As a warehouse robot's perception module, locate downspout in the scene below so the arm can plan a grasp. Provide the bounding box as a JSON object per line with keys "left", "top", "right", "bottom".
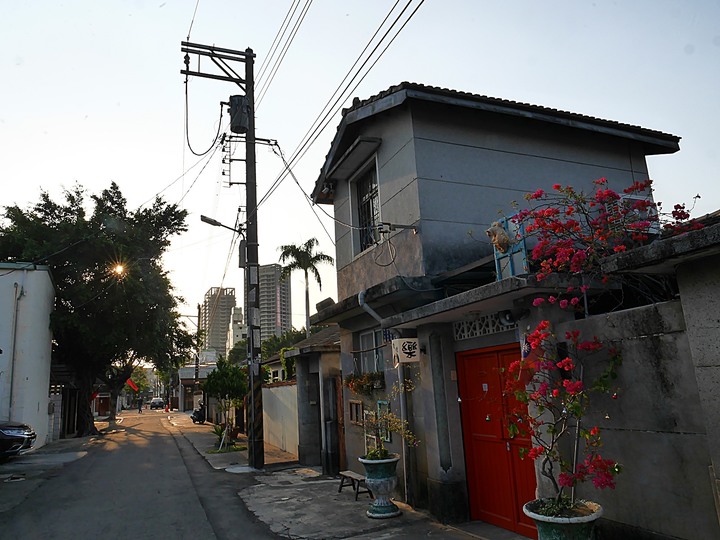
{"left": 357, "top": 290, "right": 383, "bottom": 324}
{"left": 9, "top": 273, "right": 27, "bottom": 422}
{"left": 358, "top": 290, "right": 409, "bottom": 503}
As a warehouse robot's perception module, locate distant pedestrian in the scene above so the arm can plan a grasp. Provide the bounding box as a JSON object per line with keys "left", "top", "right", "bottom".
{"left": 138, "top": 398, "right": 143, "bottom": 414}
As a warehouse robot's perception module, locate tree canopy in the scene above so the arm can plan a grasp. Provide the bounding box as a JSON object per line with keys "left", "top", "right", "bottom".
{"left": 203, "top": 357, "right": 248, "bottom": 401}
{"left": 278, "top": 238, "right": 333, "bottom": 337}
{"left": 0, "top": 182, "right": 193, "bottom": 434}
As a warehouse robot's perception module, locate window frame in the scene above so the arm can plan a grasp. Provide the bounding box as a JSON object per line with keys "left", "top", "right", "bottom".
{"left": 359, "top": 329, "right": 387, "bottom": 374}
{"left": 350, "top": 158, "right": 381, "bottom": 254}
{"left": 349, "top": 399, "right": 363, "bottom": 425}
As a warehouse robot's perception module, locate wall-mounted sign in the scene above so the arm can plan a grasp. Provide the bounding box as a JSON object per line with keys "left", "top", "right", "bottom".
{"left": 391, "top": 338, "right": 420, "bottom": 366}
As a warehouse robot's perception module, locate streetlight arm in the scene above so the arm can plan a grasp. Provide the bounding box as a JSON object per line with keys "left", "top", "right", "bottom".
{"left": 200, "top": 215, "right": 244, "bottom": 235}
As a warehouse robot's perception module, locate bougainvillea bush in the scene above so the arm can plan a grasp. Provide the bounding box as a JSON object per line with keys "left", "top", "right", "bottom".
{"left": 504, "top": 178, "right": 701, "bottom": 516}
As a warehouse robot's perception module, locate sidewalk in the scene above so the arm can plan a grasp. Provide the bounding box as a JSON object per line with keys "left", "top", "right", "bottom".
{"left": 169, "top": 412, "right": 526, "bottom": 540}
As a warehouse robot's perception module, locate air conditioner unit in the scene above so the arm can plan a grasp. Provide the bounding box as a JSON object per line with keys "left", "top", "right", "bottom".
{"left": 607, "top": 195, "right": 661, "bottom": 236}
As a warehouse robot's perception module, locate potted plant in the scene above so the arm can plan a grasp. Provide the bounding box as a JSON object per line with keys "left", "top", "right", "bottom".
{"left": 343, "top": 371, "right": 385, "bottom": 396}
{"left": 358, "top": 407, "right": 419, "bottom": 519}
{"left": 504, "top": 178, "right": 700, "bottom": 539}
{"left": 505, "top": 321, "right": 621, "bottom": 538}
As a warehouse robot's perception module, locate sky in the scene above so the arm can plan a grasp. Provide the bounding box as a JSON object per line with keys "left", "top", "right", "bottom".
{"left": 2, "top": 1, "right": 719, "bottom": 330}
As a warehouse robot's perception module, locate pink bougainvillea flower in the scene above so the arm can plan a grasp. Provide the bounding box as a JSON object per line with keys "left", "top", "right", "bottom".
{"left": 527, "top": 446, "right": 544, "bottom": 460}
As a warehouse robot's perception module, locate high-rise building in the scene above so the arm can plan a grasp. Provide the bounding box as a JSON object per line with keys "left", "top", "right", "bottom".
{"left": 245, "top": 264, "right": 292, "bottom": 344}
{"left": 226, "top": 306, "right": 247, "bottom": 359}
{"left": 200, "top": 287, "right": 236, "bottom": 356}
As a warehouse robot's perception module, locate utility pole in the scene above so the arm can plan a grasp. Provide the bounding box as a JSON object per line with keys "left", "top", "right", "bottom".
{"left": 181, "top": 42, "right": 264, "bottom": 469}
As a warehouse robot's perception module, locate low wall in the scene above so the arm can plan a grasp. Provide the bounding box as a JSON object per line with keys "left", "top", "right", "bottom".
{"left": 557, "top": 300, "right": 720, "bottom": 540}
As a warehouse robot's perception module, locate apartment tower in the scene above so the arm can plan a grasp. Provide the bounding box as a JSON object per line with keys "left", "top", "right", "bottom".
{"left": 200, "top": 287, "right": 236, "bottom": 356}
{"left": 245, "top": 264, "right": 292, "bottom": 344}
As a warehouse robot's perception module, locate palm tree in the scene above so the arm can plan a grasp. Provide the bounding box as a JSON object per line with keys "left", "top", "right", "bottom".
{"left": 278, "top": 238, "right": 334, "bottom": 337}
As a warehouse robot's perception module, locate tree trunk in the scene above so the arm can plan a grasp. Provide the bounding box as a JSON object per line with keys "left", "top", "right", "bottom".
{"left": 304, "top": 269, "right": 310, "bottom": 338}
{"left": 76, "top": 371, "right": 100, "bottom": 437}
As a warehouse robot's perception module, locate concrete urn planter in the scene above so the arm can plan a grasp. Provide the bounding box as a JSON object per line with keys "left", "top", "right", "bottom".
{"left": 523, "top": 499, "right": 603, "bottom": 540}
{"left": 358, "top": 454, "right": 401, "bottom": 519}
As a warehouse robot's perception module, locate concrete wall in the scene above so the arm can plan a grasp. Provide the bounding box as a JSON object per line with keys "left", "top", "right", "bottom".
{"left": 263, "top": 382, "right": 299, "bottom": 456}
{"left": 0, "top": 264, "right": 55, "bottom": 449}
{"left": 676, "top": 252, "right": 720, "bottom": 527}
{"left": 555, "top": 301, "right": 720, "bottom": 540}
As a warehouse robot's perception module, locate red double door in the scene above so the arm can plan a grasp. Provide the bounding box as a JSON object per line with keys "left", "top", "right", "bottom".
{"left": 457, "top": 345, "right": 537, "bottom": 539}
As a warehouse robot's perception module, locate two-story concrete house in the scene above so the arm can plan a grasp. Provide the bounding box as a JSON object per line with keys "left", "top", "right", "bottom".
{"left": 308, "top": 82, "right": 717, "bottom": 539}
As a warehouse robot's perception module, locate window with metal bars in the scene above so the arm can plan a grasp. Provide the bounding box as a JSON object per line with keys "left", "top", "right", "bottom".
{"left": 356, "top": 166, "right": 380, "bottom": 252}
{"left": 359, "top": 329, "right": 386, "bottom": 373}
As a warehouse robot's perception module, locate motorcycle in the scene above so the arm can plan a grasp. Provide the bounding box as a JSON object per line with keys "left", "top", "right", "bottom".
{"left": 191, "top": 402, "right": 206, "bottom": 424}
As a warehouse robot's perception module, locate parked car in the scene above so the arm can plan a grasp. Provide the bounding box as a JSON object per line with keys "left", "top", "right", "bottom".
{"left": 0, "top": 421, "right": 37, "bottom": 461}
{"left": 149, "top": 398, "right": 165, "bottom": 410}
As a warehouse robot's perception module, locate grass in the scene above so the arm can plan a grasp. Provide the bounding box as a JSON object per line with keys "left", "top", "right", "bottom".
{"left": 207, "top": 444, "right": 247, "bottom": 454}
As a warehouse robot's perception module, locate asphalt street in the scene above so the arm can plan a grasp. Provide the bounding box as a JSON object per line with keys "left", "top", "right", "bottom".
{"left": 0, "top": 410, "right": 527, "bottom": 540}
{"left": 0, "top": 411, "right": 277, "bottom": 539}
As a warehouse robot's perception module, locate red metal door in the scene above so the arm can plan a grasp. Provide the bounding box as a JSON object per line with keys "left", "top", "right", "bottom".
{"left": 457, "top": 345, "right": 537, "bottom": 539}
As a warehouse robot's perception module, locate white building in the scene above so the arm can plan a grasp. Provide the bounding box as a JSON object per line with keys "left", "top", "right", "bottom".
{"left": 0, "top": 262, "right": 55, "bottom": 448}
{"left": 225, "top": 306, "right": 247, "bottom": 358}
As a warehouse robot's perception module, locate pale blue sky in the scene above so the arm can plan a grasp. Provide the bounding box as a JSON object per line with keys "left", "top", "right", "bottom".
{"left": 2, "top": 1, "right": 718, "bottom": 327}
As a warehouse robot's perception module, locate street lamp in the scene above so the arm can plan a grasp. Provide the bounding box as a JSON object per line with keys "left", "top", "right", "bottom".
{"left": 200, "top": 215, "right": 263, "bottom": 468}
{"left": 200, "top": 215, "right": 240, "bottom": 232}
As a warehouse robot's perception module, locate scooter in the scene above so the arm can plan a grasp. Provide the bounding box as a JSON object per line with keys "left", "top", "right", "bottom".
{"left": 191, "top": 402, "right": 206, "bottom": 424}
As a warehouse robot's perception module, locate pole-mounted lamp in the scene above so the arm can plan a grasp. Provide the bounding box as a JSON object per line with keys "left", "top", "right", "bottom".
{"left": 199, "top": 214, "right": 259, "bottom": 464}
{"left": 200, "top": 215, "right": 247, "bottom": 267}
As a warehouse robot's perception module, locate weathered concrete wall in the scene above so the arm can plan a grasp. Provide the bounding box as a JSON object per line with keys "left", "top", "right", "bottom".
{"left": 413, "top": 323, "right": 471, "bottom": 522}
{"left": 676, "top": 251, "right": 720, "bottom": 528}
{"left": 262, "top": 382, "right": 298, "bottom": 456}
{"left": 557, "top": 301, "right": 720, "bottom": 540}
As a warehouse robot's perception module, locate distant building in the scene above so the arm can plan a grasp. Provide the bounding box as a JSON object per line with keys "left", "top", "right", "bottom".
{"left": 226, "top": 306, "right": 247, "bottom": 358}
{"left": 245, "top": 264, "right": 291, "bottom": 344}
{"left": 200, "top": 287, "right": 236, "bottom": 356}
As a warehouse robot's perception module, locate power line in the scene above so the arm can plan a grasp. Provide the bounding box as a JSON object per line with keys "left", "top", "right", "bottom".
{"left": 256, "top": 0, "right": 303, "bottom": 89}
{"left": 256, "top": 0, "right": 314, "bottom": 109}
{"left": 184, "top": 89, "right": 224, "bottom": 157}
{"left": 270, "top": 143, "right": 335, "bottom": 246}
{"left": 265, "top": 1, "right": 425, "bottom": 201}
{"left": 186, "top": 0, "right": 201, "bottom": 40}
{"left": 254, "top": 0, "right": 413, "bottom": 211}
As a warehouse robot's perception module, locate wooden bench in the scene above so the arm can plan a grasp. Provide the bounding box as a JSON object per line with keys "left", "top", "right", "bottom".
{"left": 338, "top": 470, "right": 373, "bottom": 500}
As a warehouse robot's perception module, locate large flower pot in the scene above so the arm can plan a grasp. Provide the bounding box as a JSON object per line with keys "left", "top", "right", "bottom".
{"left": 358, "top": 454, "right": 401, "bottom": 519}
{"left": 523, "top": 499, "right": 603, "bottom": 540}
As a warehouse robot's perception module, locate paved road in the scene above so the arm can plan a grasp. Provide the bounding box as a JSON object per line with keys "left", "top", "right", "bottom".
{"left": 0, "top": 411, "right": 279, "bottom": 539}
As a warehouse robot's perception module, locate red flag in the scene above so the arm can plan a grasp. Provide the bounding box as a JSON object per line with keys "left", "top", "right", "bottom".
{"left": 126, "top": 378, "right": 139, "bottom": 391}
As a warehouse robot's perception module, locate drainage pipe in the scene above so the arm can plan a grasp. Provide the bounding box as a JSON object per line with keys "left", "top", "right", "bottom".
{"left": 9, "top": 273, "right": 27, "bottom": 422}
{"left": 358, "top": 289, "right": 409, "bottom": 503}
{"left": 357, "top": 290, "right": 382, "bottom": 324}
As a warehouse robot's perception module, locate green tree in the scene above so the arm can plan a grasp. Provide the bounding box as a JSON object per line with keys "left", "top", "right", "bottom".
{"left": 0, "top": 182, "right": 193, "bottom": 435}
{"left": 124, "top": 365, "right": 150, "bottom": 395}
{"left": 278, "top": 238, "right": 334, "bottom": 337}
{"left": 203, "top": 357, "right": 248, "bottom": 425}
{"left": 260, "top": 328, "right": 307, "bottom": 361}
{"left": 227, "top": 339, "right": 247, "bottom": 364}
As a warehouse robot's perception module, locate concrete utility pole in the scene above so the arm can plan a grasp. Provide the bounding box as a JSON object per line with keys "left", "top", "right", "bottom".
{"left": 181, "top": 42, "right": 264, "bottom": 469}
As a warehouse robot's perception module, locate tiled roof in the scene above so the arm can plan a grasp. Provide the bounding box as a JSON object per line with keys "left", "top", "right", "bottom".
{"left": 340, "top": 81, "right": 679, "bottom": 142}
